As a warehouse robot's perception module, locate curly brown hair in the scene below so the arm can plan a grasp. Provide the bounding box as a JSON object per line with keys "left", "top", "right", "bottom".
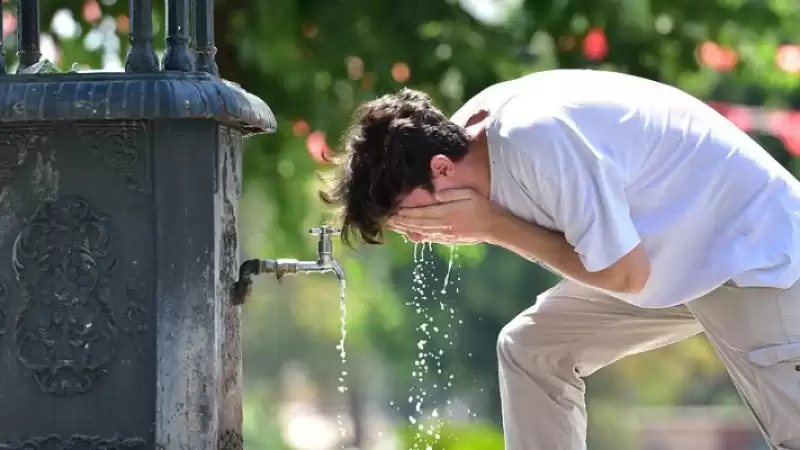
{"left": 320, "top": 88, "right": 469, "bottom": 246}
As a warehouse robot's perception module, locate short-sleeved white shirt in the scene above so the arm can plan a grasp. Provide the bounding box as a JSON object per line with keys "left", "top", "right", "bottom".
{"left": 451, "top": 70, "right": 800, "bottom": 308}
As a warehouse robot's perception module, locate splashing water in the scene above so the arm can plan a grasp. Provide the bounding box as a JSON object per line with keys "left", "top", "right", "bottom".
{"left": 334, "top": 278, "right": 348, "bottom": 443}
{"left": 394, "top": 242, "right": 469, "bottom": 450}
{"left": 441, "top": 245, "right": 455, "bottom": 295}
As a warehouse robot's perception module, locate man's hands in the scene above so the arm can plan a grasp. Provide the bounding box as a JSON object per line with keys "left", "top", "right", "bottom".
{"left": 388, "top": 188, "right": 651, "bottom": 294}
{"left": 387, "top": 189, "right": 503, "bottom": 245}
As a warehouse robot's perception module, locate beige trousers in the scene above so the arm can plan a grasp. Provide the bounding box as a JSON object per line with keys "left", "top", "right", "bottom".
{"left": 498, "top": 280, "right": 800, "bottom": 450}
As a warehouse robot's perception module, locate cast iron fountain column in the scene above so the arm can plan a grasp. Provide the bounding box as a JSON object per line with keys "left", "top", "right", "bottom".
{"left": 0, "top": 0, "right": 276, "bottom": 448}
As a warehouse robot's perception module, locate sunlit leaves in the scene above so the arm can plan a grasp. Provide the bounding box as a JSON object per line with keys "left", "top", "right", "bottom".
{"left": 21, "top": 1, "right": 800, "bottom": 443}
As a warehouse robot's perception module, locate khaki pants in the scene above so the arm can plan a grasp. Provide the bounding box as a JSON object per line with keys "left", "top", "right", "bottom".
{"left": 498, "top": 280, "right": 800, "bottom": 450}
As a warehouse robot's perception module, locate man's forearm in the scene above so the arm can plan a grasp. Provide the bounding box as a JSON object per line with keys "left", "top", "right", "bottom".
{"left": 486, "top": 211, "right": 632, "bottom": 292}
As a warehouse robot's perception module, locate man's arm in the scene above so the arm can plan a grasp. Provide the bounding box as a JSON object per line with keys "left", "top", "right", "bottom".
{"left": 495, "top": 106, "right": 651, "bottom": 293}
{"left": 390, "top": 184, "right": 649, "bottom": 293}
{"left": 487, "top": 209, "right": 650, "bottom": 293}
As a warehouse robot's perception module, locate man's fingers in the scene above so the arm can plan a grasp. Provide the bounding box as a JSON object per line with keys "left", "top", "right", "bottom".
{"left": 395, "top": 206, "right": 443, "bottom": 218}
{"left": 392, "top": 220, "right": 451, "bottom": 231}
{"left": 396, "top": 200, "right": 468, "bottom": 218}
{"left": 394, "top": 189, "right": 477, "bottom": 218}
{"left": 406, "top": 232, "right": 425, "bottom": 244}
{"left": 388, "top": 216, "right": 445, "bottom": 227}
{"left": 434, "top": 188, "right": 477, "bottom": 203}
{"left": 390, "top": 224, "right": 458, "bottom": 245}
{"left": 388, "top": 227, "right": 426, "bottom": 243}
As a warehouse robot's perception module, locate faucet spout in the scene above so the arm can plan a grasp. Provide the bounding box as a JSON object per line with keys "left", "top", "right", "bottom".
{"left": 296, "top": 259, "right": 344, "bottom": 277}
{"left": 231, "top": 225, "right": 344, "bottom": 305}
{"left": 331, "top": 260, "right": 345, "bottom": 284}
{"left": 295, "top": 259, "right": 346, "bottom": 283}
{"left": 296, "top": 260, "right": 325, "bottom": 273}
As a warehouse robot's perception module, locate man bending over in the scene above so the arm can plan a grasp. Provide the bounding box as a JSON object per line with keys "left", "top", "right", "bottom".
{"left": 321, "top": 69, "right": 800, "bottom": 450}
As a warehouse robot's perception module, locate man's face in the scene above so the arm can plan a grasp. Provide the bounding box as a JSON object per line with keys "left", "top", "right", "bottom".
{"left": 392, "top": 189, "right": 445, "bottom": 244}
{"left": 397, "top": 153, "right": 465, "bottom": 208}
{"left": 397, "top": 188, "right": 435, "bottom": 211}
{"left": 391, "top": 155, "right": 465, "bottom": 243}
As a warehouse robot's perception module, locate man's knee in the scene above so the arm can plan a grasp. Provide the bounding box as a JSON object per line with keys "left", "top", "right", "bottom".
{"left": 496, "top": 311, "right": 569, "bottom": 374}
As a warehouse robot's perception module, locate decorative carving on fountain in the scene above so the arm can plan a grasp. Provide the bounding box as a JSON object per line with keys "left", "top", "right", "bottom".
{"left": 11, "top": 196, "right": 146, "bottom": 397}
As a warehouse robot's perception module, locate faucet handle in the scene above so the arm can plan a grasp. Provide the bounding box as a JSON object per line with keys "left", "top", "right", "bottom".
{"left": 310, "top": 225, "right": 340, "bottom": 262}
{"left": 309, "top": 225, "right": 341, "bottom": 237}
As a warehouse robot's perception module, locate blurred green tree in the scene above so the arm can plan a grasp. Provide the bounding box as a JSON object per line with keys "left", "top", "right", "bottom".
{"left": 15, "top": 0, "right": 800, "bottom": 447}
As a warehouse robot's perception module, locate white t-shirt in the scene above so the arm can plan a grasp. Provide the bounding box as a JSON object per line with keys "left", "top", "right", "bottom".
{"left": 451, "top": 69, "right": 800, "bottom": 308}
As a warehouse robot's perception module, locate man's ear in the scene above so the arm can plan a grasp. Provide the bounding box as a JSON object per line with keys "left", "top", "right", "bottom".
{"left": 430, "top": 155, "right": 455, "bottom": 179}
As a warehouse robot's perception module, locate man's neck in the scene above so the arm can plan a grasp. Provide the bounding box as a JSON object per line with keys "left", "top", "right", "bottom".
{"left": 463, "top": 124, "right": 492, "bottom": 199}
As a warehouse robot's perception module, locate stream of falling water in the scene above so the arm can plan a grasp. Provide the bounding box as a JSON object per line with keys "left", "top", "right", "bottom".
{"left": 335, "top": 278, "right": 348, "bottom": 444}
{"left": 333, "top": 240, "right": 471, "bottom": 448}
{"left": 387, "top": 242, "right": 473, "bottom": 450}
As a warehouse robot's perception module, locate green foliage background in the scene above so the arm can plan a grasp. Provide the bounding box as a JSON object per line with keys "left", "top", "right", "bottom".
{"left": 9, "top": 0, "right": 800, "bottom": 448}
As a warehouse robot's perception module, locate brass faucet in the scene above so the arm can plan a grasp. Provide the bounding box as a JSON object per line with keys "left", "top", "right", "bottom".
{"left": 231, "top": 225, "right": 344, "bottom": 305}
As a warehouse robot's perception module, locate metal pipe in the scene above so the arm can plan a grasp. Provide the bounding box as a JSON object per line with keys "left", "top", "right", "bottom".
{"left": 162, "top": 0, "right": 194, "bottom": 72}
{"left": 16, "top": 0, "right": 40, "bottom": 72}
{"left": 195, "top": 0, "right": 218, "bottom": 75}
{"left": 124, "top": 0, "right": 159, "bottom": 73}
{"left": 231, "top": 226, "right": 344, "bottom": 305}
{"left": 231, "top": 257, "right": 345, "bottom": 305}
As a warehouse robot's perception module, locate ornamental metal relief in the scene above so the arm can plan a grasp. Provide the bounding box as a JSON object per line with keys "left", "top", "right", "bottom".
{"left": 11, "top": 196, "right": 146, "bottom": 397}
{"left": 76, "top": 124, "right": 152, "bottom": 193}
{"left": 0, "top": 127, "right": 52, "bottom": 190}
{"left": 0, "top": 433, "right": 145, "bottom": 450}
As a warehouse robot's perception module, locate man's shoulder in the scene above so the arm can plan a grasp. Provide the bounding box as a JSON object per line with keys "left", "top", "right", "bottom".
{"left": 450, "top": 80, "right": 519, "bottom": 126}
{"left": 489, "top": 99, "right": 565, "bottom": 147}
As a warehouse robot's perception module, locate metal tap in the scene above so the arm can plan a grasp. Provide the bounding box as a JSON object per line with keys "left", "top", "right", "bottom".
{"left": 231, "top": 225, "right": 344, "bottom": 305}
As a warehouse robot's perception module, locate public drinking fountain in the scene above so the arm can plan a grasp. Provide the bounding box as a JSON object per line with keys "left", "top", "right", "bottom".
{"left": 232, "top": 225, "right": 345, "bottom": 305}
{"left": 0, "top": 0, "right": 283, "bottom": 448}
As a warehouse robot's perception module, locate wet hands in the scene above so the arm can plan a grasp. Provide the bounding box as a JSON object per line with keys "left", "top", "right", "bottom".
{"left": 388, "top": 189, "right": 500, "bottom": 245}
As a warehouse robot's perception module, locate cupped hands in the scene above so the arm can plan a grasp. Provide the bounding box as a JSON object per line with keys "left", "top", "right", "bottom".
{"left": 387, "top": 189, "right": 504, "bottom": 245}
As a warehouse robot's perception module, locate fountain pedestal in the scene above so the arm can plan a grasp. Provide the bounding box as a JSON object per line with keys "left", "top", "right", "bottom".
{"left": 0, "top": 1, "right": 275, "bottom": 449}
